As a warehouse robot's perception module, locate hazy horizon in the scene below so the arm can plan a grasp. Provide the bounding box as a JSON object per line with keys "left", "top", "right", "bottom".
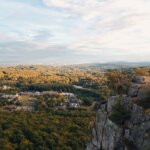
{"left": 0, "top": 0, "right": 150, "bottom": 64}
{"left": 1, "top": 61, "right": 150, "bottom": 67}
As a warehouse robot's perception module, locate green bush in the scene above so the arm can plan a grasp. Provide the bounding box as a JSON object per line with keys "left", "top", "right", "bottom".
{"left": 0, "top": 110, "right": 94, "bottom": 150}
{"left": 123, "top": 139, "right": 138, "bottom": 150}
{"left": 137, "top": 86, "right": 150, "bottom": 110}
{"left": 109, "top": 101, "right": 131, "bottom": 126}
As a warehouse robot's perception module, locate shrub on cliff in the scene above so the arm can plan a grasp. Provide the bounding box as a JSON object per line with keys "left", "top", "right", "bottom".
{"left": 109, "top": 101, "right": 131, "bottom": 126}
{"left": 137, "top": 86, "right": 150, "bottom": 111}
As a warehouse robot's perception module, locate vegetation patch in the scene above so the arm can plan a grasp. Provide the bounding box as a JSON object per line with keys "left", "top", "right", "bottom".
{"left": 109, "top": 101, "right": 131, "bottom": 126}
{"left": 123, "top": 138, "right": 138, "bottom": 150}
{"left": 136, "top": 86, "right": 150, "bottom": 112}
{"left": 0, "top": 110, "right": 95, "bottom": 150}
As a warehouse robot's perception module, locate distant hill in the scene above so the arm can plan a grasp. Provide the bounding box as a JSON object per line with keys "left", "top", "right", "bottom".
{"left": 73, "top": 62, "right": 150, "bottom": 71}
{"left": 1, "top": 61, "right": 150, "bottom": 72}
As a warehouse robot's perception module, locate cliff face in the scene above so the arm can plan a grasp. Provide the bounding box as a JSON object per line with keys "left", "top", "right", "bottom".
{"left": 87, "top": 76, "right": 150, "bottom": 150}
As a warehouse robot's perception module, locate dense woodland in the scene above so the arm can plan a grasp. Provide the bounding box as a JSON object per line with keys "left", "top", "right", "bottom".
{"left": 0, "top": 65, "right": 150, "bottom": 150}
{"left": 0, "top": 110, "right": 95, "bottom": 150}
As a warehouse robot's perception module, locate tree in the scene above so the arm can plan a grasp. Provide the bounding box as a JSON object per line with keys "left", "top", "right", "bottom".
{"left": 109, "top": 101, "right": 131, "bottom": 125}
{"left": 135, "top": 68, "right": 148, "bottom": 76}
{"left": 19, "top": 139, "right": 33, "bottom": 150}
{"left": 106, "top": 71, "right": 131, "bottom": 95}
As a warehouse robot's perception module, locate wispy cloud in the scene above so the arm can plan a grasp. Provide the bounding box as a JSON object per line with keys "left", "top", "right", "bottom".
{"left": 0, "top": 0, "right": 150, "bottom": 64}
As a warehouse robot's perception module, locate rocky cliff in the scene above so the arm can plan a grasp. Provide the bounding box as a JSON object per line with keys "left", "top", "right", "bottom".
{"left": 87, "top": 76, "right": 150, "bottom": 150}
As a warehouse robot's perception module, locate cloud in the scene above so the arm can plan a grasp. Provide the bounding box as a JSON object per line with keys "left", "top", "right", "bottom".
{"left": 42, "top": 0, "right": 150, "bottom": 55}
{"left": 42, "top": 0, "right": 107, "bottom": 20}
{"left": 32, "top": 30, "right": 52, "bottom": 41}
{"left": 0, "top": 0, "right": 150, "bottom": 64}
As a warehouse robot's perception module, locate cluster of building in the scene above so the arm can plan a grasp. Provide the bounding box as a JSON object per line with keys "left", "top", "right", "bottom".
{"left": 0, "top": 90, "right": 81, "bottom": 112}
{"left": 0, "top": 85, "right": 12, "bottom": 90}
{"left": 57, "top": 95, "right": 81, "bottom": 109}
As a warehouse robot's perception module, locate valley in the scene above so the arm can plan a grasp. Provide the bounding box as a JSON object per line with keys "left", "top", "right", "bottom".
{"left": 0, "top": 64, "right": 150, "bottom": 150}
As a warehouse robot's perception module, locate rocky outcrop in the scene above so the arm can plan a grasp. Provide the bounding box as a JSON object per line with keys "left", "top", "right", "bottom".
{"left": 132, "top": 76, "right": 146, "bottom": 84}
{"left": 87, "top": 77, "right": 150, "bottom": 150}
{"left": 128, "top": 84, "right": 141, "bottom": 97}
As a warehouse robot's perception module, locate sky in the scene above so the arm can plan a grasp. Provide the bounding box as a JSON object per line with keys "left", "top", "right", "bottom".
{"left": 0, "top": 0, "right": 150, "bottom": 65}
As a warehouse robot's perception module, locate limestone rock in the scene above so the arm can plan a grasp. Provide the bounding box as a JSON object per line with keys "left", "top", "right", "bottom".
{"left": 128, "top": 84, "right": 141, "bottom": 97}
{"left": 107, "top": 96, "right": 119, "bottom": 114}
{"left": 133, "top": 76, "right": 146, "bottom": 84}
{"left": 87, "top": 87, "right": 150, "bottom": 150}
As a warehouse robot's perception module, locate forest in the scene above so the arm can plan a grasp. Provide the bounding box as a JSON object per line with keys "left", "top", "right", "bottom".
{"left": 0, "top": 65, "right": 150, "bottom": 150}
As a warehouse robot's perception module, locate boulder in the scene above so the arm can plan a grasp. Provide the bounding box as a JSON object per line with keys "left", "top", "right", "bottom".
{"left": 107, "top": 96, "right": 119, "bottom": 114}
{"left": 128, "top": 84, "right": 141, "bottom": 97}
{"left": 133, "top": 76, "right": 146, "bottom": 84}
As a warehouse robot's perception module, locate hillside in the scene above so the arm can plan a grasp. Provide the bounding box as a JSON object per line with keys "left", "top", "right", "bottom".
{"left": 87, "top": 76, "right": 150, "bottom": 150}
{"left": 0, "top": 65, "right": 150, "bottom": 150}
